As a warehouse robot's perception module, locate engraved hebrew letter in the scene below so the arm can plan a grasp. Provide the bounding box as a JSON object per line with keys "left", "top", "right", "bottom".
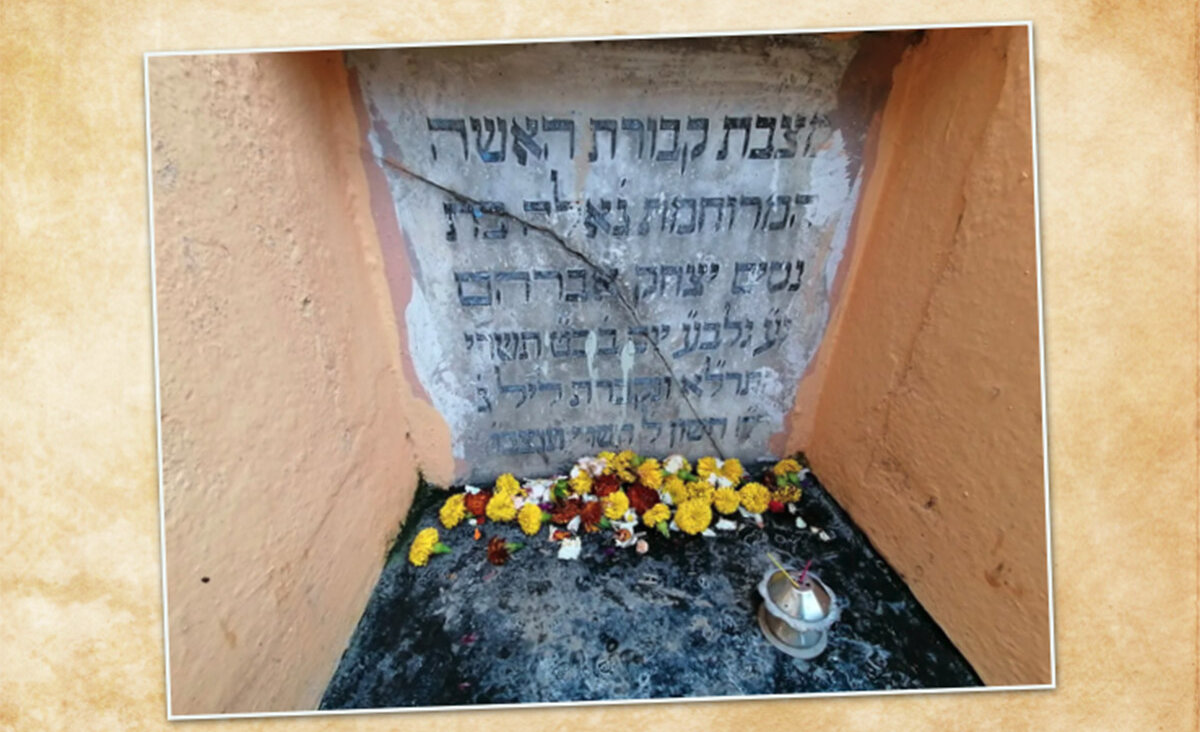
{"left": 428, "top": 117, "right": 468, "bottom": 161}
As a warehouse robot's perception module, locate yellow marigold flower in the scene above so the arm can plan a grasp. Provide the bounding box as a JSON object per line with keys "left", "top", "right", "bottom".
{"left": 686, "top": 480, "right": 714, "bottom": 504}
{"left": 636, "top": 458, "right": 663, "bottom": 490}
{"left": 719, "top": 458, "right": 744, "bottom": 484}
{"left": 439, "top": 493, "right": 467, "bottom": 529}
{"left": 610, "top": 449, "right": 637, "bottom": 482}
{"left": 773, "top": 458, "right": 802, "bottom": 477}
{"left": 408, "top": 527, "right": 439, "bottom": 566}
{"left": 569, "top": 471, "right": 593, "bottom": 495}
{"left": 597, "top": 451, "right": 617, "bottom": 475}
{"left": 772, "top": 484, "right": 803, "bottom": 504}
{"left": 517, "top": 502, "right": 543, "bottom": 536}
{"left": 713, "top": 487, "right": 740, "bottom": 515}
{"left": 675, "top": 498, "right": 713, "bottom": 535}
{"left": 739, "top": 481, "right": 771, "bottom": 514}
{"left": 495, "top": 473, "right": 523, "bottom": 497}
{"left": 642, "top": 502, "right": 671, "bottom": 528}
{"left": 603, "top": 489, "right": 630, "bottom": 520}
{"left": 660, "top": 475, "right": 687, "bottom": 504}
{"left": 696, "top": 456, "right": 720, "bottom": 480}
{"left": 486, "top": 492, "right": 517, "bottom": 522}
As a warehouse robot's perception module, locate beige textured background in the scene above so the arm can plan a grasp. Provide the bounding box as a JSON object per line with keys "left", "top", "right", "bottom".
{"left": 1, "top": 3, "right": 1196, "bottom": 732}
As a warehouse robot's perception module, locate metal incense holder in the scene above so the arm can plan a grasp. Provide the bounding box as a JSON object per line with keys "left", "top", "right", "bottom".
{"left": 756, "top": 567, "right": 841, "bottom": 659}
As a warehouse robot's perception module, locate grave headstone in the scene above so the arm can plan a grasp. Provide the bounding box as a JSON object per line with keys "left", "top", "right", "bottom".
{"left": 348, "top": 35, "right": 866, "bottom": 481}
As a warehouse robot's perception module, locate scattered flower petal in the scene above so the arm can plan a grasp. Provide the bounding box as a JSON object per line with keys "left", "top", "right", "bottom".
{"left": 557, "top": 536, "right": 582, "bottom": 560}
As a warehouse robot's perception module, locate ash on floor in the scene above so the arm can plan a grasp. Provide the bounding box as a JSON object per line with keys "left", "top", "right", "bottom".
{"left": 320, "top": 464, "right": 980, "bottom": 708}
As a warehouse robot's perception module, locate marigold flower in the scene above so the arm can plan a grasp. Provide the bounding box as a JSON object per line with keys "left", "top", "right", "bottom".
{"left": 696, "top": 456, "right": 721, "bottom": 480}
{"left": 713, "top": 487, "right": 740, "bottom": 515}
{"left": 486, "top": 492, "right": 517, "bottom": 522}
{"left": 636, "top": 458, "right": 663, "bottom": 489}
{"left": 628, "top": 482, "right": 661, "bottom": 514}
{"left": 408, "top": 527, "right": 449, "bottom": 567}
{"left": 660, "top": 475, "right": 687, "bottom": 505}
{"left": 739, "top": 481, "right": 771, "bottom": 514}
{"left": 495, "top": 473, "right": 522, "bottom": 497}
{"left": 719, "top": 458, "right": 744, "bottom": 484}
{"left": 685, "top": 480, "right": 714, "bottom": 504}
{"left": 593, "top": 474, "right": 622, "bottom": 497}
{"left": 642, "top": 502, "right": 671, "bottom": 528}
{"left": 675, "top": 498, "right": 713, "bottom": 535}
{"left": 569, "top": 471, "right": 593, "bottom": 495}
{"left": 773, "top": 458, "right": 802, "bottom": 477}
{"left": 439, "top": 493, "right": 467, "bottom": 529}
{"left": 772, "top": 484, "right": 803, "bottom": 504}
{"left": 464, "top": 491, "right": 491, "bottom": 518}
{"left": 604, "top": 489, "right": 630, "bottom": 520}
{"left": 607, "top": 449, "right": 637, "bottom": 482}
{"left": 549, "top": 498, "right": 582, "bottom": 525}
{"left": 487, "top": 536, "right": 524, "bottom": 565}
{"left": 578, "top": 500, "right": 604, "bottom": 533}
{"left": 517, "top": 502, "right": 543, "bottom": 536}
{"left": 597, "top": 451, "right": 617, "bottom": 475}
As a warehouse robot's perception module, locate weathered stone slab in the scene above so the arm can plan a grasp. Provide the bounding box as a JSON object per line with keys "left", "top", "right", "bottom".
{"left": 348, "top": 36, "right": 866, "bottom": 481}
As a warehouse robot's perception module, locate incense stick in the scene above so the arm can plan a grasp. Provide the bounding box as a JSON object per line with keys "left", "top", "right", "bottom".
{"left": 766, "top": 552, "right": 801, "bottom": 589}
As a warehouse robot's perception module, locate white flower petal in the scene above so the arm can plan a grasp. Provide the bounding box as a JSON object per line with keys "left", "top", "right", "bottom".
{"left": 557, "top": 537, "right": 582, "bottom": 560}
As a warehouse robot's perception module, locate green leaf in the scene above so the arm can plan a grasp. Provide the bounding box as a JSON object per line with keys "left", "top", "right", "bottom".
{"left": 506, "top": 541, "right": 525, "bottom": 553}
{"left": 599, "top": 516, "right": 612, "bottom": 529}
{"left": 630, "top": 454, "right": 645, "bottom": 468}
{"left": 657, "top": 521, "right": 670, "bottom": 538}
{"left": 678, "top": 470, "right": 698, "bottom": 482}
{"left": 432, "top": 542, "right": 452, "bottom": 555}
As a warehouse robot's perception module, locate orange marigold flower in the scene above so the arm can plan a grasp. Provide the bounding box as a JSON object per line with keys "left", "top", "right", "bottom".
{"left": 628, "top": 482, "right": 661, "bottom": 515}
{"left": 579, "top": 500, "right": 604, "bottom": 533}
{"left": 464, "top": 491, "right": 490, "bottom": 518}
{"left": 593, "top": 474, "right": 622, "bottom": 497}
{"left": 549, "top": 498, "right": 583, "bottom": 525}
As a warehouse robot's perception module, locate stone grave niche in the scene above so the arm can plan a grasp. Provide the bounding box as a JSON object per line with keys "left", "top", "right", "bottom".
{"left": 348, "top": 35, "right": 866, "bottom": 482}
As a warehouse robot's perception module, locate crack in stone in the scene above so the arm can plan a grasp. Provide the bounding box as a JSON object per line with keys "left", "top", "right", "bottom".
{"left": 375, "top": 154, "right": 725, "bottom": 458}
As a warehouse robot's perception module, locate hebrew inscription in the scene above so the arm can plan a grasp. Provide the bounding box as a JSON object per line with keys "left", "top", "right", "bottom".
{"left": 348, "top": 36, "right": 865, "bottom": 480}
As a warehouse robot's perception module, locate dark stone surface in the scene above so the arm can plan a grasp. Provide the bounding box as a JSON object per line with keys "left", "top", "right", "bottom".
{"left": 320, "top": 465, "right": 981, "bottom": 709}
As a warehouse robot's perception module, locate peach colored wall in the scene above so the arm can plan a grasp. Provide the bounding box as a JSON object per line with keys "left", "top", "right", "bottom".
{"left": 151, "top": 29, "right": 1046, "bottom": 715}
{"left": 150, "top": 51, "right": 451, "bottom": 715}
{"left": 795, "top": 27, "right": 1050, "bottom": 685}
